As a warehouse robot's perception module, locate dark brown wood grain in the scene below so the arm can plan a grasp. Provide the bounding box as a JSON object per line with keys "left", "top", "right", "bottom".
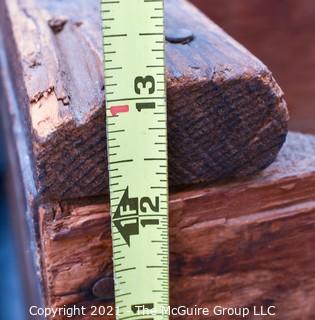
{"left": 1, "top": 0, "right": 288, "bottom": 201}
{"left": 38, "top": 132, "right": 315, "bottom": 320}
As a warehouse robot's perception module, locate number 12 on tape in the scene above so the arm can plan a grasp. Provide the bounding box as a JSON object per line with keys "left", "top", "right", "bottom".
{"left": 101, "top": 0, "right": 169, "bottom": 319}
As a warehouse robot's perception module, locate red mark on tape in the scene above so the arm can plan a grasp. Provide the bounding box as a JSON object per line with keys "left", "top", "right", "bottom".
{"left": 110, "top": 105, "right": 129, "bottom": 117}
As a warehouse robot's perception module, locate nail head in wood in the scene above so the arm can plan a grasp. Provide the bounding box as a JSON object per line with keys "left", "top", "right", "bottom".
{"left": 165, "top": 28, "right": 194, "bottom": 44}
{"left": 92, "top": 277, "right": 114, "bottom": 300}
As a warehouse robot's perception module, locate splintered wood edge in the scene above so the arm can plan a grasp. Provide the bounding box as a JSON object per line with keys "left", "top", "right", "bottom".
{"left": 4, "top": 0, "right": 272, "bottom": 140}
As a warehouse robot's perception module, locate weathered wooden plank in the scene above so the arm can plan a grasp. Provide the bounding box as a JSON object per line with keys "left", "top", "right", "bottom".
{"left": 1, "top": 0, "right": 288, "bottom": 201}
{"left": 39, "top": 132, "right": 315, "bottom": 319}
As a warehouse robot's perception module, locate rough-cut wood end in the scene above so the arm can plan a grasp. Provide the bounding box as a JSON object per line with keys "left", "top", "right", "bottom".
{"left": 1, "top": 0, "right": 288, "bottom": 201}
{"left": 39, "top": 132, "right": 315, "bottom": 319}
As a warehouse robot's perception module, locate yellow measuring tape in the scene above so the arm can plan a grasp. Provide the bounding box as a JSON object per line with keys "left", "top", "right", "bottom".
{"left": 101, "top": 0, "right": 169, "bottom": 319}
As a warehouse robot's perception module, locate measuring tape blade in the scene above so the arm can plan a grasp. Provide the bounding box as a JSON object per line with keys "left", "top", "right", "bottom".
{"left": 101, "top": 0, "right": 169, "bottom": 319}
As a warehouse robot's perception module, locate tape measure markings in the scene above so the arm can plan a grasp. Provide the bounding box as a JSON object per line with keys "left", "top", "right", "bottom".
{"left": 101, "top": 0, "right": 169, "bottom": 319}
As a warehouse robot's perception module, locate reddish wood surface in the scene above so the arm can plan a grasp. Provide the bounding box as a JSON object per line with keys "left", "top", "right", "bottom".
{"left": 39, "top": 132, "right": 315, "bottom": 319}
{"left": 192, "top": 0, "right": 315, "bottom": 134}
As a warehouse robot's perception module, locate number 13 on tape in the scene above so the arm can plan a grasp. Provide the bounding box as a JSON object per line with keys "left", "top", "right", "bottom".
{"left": 100, "top": 0, "right": 169, "bottom": 319}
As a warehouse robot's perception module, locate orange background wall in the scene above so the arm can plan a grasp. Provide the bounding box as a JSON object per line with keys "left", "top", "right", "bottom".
{"left": 191, "top": 0, "right": 315, "bottom": 134}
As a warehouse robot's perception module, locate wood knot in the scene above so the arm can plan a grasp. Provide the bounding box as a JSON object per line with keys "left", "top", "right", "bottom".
{"left": 48, "top": 17, "right": 68, "bottom": 34}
